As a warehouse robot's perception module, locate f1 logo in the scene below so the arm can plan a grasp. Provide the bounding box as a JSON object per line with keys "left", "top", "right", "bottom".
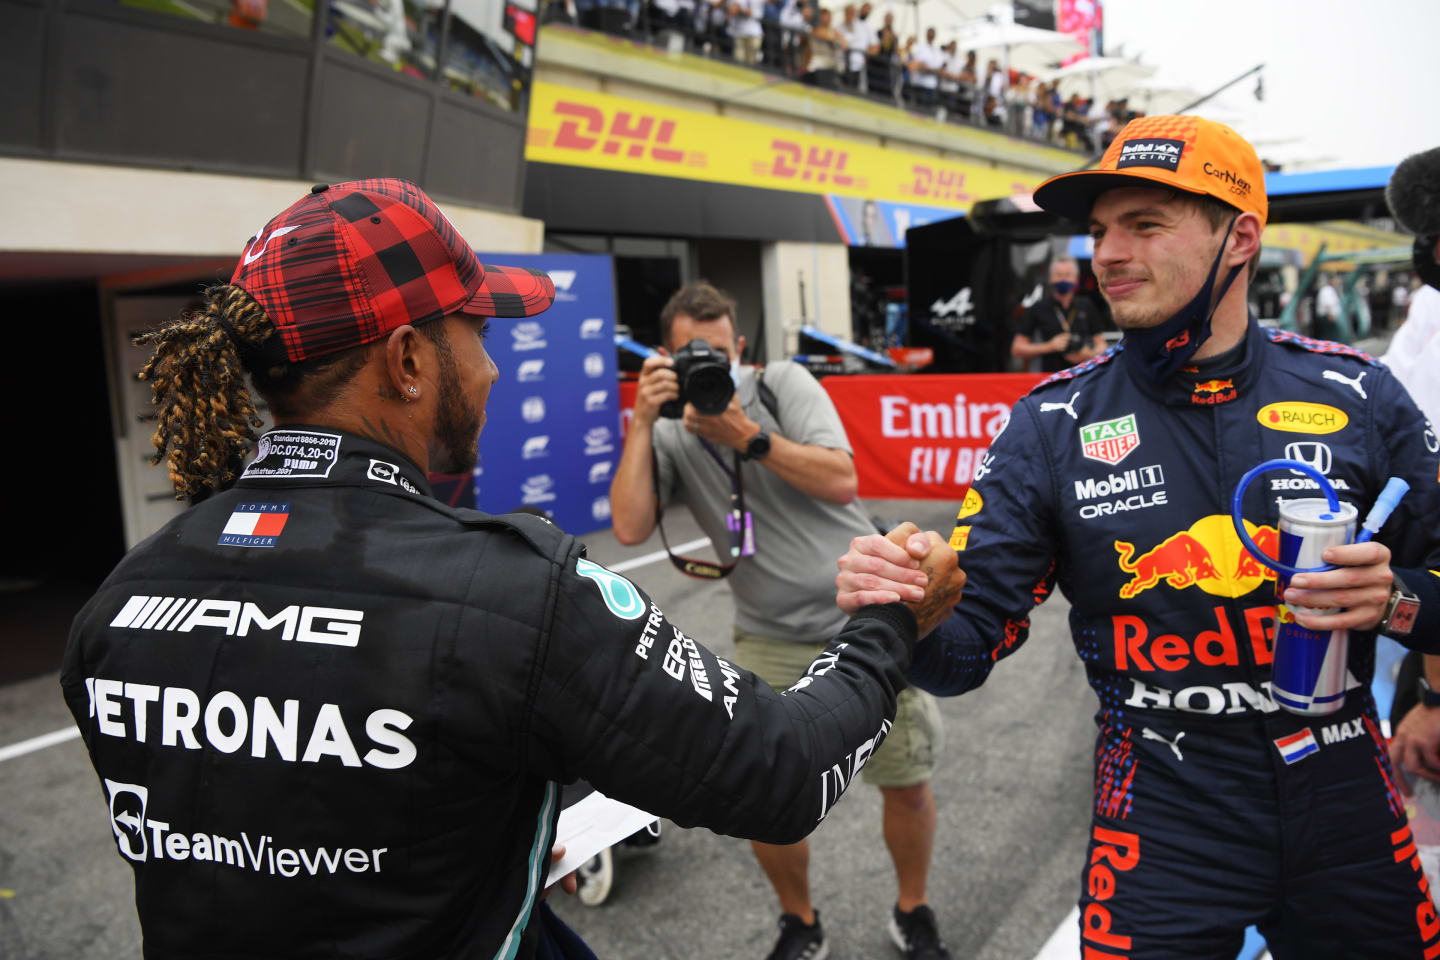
{"left": 106, "top": 779, "right": 148, "bottom": 862}
{"left": 1285, "top": 441, "right": 1331, "bottom": 476}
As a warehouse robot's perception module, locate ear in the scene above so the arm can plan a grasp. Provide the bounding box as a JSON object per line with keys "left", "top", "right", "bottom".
{"left": 1227, "top": 212, "right": 1264, "bottom": 269}
{"left": 736, "top": 334, "right": 748, "bottom": 360}
{"left": 384, "top": 325, "right": 424, "bottom": 401}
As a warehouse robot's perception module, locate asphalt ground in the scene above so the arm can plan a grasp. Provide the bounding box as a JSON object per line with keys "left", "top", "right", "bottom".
{"left": 0, "top": 497, "right": 1097, "bottom": 960}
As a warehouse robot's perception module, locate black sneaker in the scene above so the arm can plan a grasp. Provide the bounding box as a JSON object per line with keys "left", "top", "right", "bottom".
{"left": 764, "top": 912, "right": 828, "bottom": 960}
{"left": 888, "top": 904, "right": 951, "bottom": 960}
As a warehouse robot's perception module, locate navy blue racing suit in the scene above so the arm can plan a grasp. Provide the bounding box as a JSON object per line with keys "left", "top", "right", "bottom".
{"left": 913, "top": 320, "right": 1440, "bottom": 959}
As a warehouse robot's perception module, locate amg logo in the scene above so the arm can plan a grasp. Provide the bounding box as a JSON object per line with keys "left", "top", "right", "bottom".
{"left": 109, "top": 597, "right": 363, "bottom": 647}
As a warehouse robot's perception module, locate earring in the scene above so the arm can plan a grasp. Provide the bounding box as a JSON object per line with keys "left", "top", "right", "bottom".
{"left": 407, "top": 386, "right": 418, "bottom": 397}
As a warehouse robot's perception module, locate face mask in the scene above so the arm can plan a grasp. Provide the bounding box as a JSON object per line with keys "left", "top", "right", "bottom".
{"left": 1415, "top": 235, "right": 1440, "bottom": 291}
{"left": 1123, "top": 216, "right": 1246, "bottom": 383}
{"left": 1052, "top": 280, "right": 1076, "bottom": 295}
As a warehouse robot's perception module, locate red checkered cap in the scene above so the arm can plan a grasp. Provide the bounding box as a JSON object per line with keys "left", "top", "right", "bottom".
{"left": 230, "top": 178, "right": 555, "bottom": 363}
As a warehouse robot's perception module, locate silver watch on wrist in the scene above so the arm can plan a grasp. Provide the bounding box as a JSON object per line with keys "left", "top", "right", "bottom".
{"left": 1377, "top": 572, "right": 1420, "bottom": 637}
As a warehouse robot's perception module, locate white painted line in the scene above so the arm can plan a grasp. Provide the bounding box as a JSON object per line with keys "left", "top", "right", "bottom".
{"left": 1031, "top": 906, "right": 1079, "bottom": 960}
{"left": 0, "top": 725, "right": 80, "bottom": 763}
{"left": 0, "top": 540, "right": 704, "bottom": 764}
{"left": 607, "top": 538, "right": 711, "bottom": 573}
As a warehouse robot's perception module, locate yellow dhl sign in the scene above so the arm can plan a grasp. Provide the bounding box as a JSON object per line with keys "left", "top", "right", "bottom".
{"left": 525, "top": 81, "right": 1043, "bottom": 211}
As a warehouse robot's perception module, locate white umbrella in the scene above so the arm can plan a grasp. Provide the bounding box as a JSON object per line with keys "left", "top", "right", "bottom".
{"left": 1115, "top": 81, "right": 1207, "bottom": 116}
{"left": 1043, "top": 56, "right": 1156, "bottom": 102}
{"left": 951, "top": 14, "right": 1086, "bottom": 77}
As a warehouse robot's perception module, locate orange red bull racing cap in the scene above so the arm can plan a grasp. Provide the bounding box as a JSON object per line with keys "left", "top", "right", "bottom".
{"left": 1033, "top": 115, "right": 1268, "bottom": 227}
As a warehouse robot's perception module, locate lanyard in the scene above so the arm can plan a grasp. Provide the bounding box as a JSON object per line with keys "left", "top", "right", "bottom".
{"left": 652, "top": 440, "right": 756, "bottom": 581}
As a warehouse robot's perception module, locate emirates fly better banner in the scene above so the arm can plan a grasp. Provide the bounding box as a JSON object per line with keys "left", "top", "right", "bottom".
{"left": 822, "top": 374, "right": 1043, "bottom": 500}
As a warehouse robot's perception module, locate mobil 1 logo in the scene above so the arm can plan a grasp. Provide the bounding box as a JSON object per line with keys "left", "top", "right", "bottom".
{"left": 1076, "top": 464, "right": 1167, "bottom": 519}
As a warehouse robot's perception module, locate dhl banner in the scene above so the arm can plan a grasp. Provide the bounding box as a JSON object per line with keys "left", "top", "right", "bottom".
{"left": 822, "top": 373, "right": 1043, "bottom": 500}
{"left": 526, "top": 81, "right": 1044, "bottom": 215}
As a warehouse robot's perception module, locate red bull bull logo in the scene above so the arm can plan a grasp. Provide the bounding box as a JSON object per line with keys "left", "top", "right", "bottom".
{"left": 1115, "top": 515, "right": 1279, "bottom": 599}
{"left": 1190, "top": 377, "right": 1237, "bottom": 406}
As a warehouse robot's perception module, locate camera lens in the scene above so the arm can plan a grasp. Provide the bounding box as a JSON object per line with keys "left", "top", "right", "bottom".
{"left": 686, "top": 364, "right": 734, "bottom": 415}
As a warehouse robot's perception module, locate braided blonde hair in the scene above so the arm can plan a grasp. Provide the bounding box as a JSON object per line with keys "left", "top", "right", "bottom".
{"left": 134, "top": 285, "right": 271, "bottom": 500}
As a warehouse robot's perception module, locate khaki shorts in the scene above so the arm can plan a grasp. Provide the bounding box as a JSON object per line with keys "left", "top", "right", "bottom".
{"left": 732, "top": 626, "right": 942, "bottom": 789}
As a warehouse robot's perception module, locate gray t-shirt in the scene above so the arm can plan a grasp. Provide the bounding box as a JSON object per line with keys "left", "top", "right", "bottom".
{"left": 653, "top": 361, "right": 878, "bottom": 642}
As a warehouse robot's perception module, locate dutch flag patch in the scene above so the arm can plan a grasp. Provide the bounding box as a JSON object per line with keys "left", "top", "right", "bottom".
{"left": 1273, "top": 728, "right": 1320, "bottom": 765}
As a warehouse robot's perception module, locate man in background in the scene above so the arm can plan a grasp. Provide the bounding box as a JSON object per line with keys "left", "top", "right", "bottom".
{"left": 610, "top": 282, "right": 952, "bottom": 960}
{"left": 1011, "top": 256, "right": 1106, "bottom": 373}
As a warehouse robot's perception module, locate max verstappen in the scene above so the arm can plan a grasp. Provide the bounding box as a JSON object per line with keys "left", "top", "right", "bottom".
{"left": 836, "top": 118, "right": 1440, "bottom": 957}
{"left": 59, "top": 178, "right": 964, "bottom": 960}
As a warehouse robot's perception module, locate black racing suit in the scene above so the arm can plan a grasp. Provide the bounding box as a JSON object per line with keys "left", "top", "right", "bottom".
{"left": 913, "top": 321, "right": 1440, "bottom": 959}
{"left": 61, "top": 427, "right": 916, "bottom": 960}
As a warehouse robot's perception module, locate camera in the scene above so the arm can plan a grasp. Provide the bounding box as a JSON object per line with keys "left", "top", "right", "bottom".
{"left": 658, "top": 339, "right": 735, "bottom": 419}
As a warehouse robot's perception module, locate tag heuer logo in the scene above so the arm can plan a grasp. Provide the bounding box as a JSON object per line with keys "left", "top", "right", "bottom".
{"left": 1080, "top": 414, "right": 1140, "bottom": 466}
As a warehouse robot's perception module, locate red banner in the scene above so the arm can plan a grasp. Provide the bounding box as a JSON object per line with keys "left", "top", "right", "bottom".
{"left": 823, "top": 374, "right": 1043, "bottom": 500}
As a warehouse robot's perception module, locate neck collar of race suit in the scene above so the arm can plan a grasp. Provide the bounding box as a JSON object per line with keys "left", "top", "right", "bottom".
{"left": 1119, "top": 217, "right": 1246, "bottom": 384}
{"left": 234, "top": 424, "right": 436, "bottom": 498}
{"left": 1121, "top": 312, "right": 1265, "bottom": 408}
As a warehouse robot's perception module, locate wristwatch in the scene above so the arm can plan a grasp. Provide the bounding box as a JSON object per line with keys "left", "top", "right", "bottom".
{"left": 1377, "top": 572, "right": 1420, "bottom": 638}
{"left": 1419, "top": 677, "right": 1440, "bottom": 710}
{"left": 744, "top": 430, "right": 771, "bottom": 461}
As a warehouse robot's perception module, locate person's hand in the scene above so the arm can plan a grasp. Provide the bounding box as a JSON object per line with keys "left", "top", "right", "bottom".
{"left": 1283, "top": 541, "right": 1393, "bottom": 631}
{"left": 901, "top": 525, "right": 966, "bottom": 637}
{"left": 1047, "top": 331, "right": 1071, "bottom": 353}
{"left": 542, "top": 845, "right": 577, "bottom": 899}
{"left": 634, "top": 353, "right": 678, "bottom": 428}
{"left": 682, "top": 393, "right": 760, "bottom": 453}
{"left": 838, "top": 522, "right": 965, "bottom": 636}
{"left": 836, "top": 523, "right": 929, "bottom": 613}
{"left": 1389, "top": 704, "right": 1440, "bottom": 796}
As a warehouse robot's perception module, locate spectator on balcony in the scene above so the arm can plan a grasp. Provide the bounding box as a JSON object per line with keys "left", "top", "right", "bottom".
{"left": 649, "top": 0, "right": 687, "bottom": 39}
{"left": 729, "top": 0, "right": 764, "bottom": 64}
{"left": 803, "top": 7, "right": 844, "bottom": 90}
{"left": 1030, "top": 80, "right": 1052, "bottom": 139}
{"left": 1007, "top": 72, "right": 1031, "bottom": 136}
{"left": 839, "top": 4, "right": 875, "bottom": 91}
{"left": 936, "top": 40, "right": 960, "bottom": 117}
{"left": 867, "top": 10, "right": 900, "bottom": 99}
{"left": 1060, "top": 92, "right": 1086, "bottom": 149}
{"left": 983, "top": 58, "right": 1006, "bottom": 124}
{"left": 777, "top": 0, "right": 810, "bottom": 74}
{"left": 694, "top": 0, "right": 731, "bottom": 56}
{"left": 907, "top": 27, "right": 942, "bottom": 109}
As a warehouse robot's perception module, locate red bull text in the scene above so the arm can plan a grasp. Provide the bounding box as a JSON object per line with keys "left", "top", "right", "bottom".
{"left": 1270, "top": 499, "right": 1357, "bottom": 716}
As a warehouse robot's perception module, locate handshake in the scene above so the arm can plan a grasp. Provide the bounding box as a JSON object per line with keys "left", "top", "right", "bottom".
{"left": 836, "top": 522, "right": 966, "bottom": 638}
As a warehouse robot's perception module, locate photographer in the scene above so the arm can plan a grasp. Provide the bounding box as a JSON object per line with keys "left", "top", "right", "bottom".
{"left": 1010, "top": 256, "right": 1105, "bottom": 373}
{"left": 610, "top": 281, "right": 953, "bottom": 960}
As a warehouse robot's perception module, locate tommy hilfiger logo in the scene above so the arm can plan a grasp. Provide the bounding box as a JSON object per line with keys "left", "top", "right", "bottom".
{"left": 219, "top": 502, "right": 290, "bottom": 547}
{"left": 1116, "top": 139, "right": 1185, "bottom": 172}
